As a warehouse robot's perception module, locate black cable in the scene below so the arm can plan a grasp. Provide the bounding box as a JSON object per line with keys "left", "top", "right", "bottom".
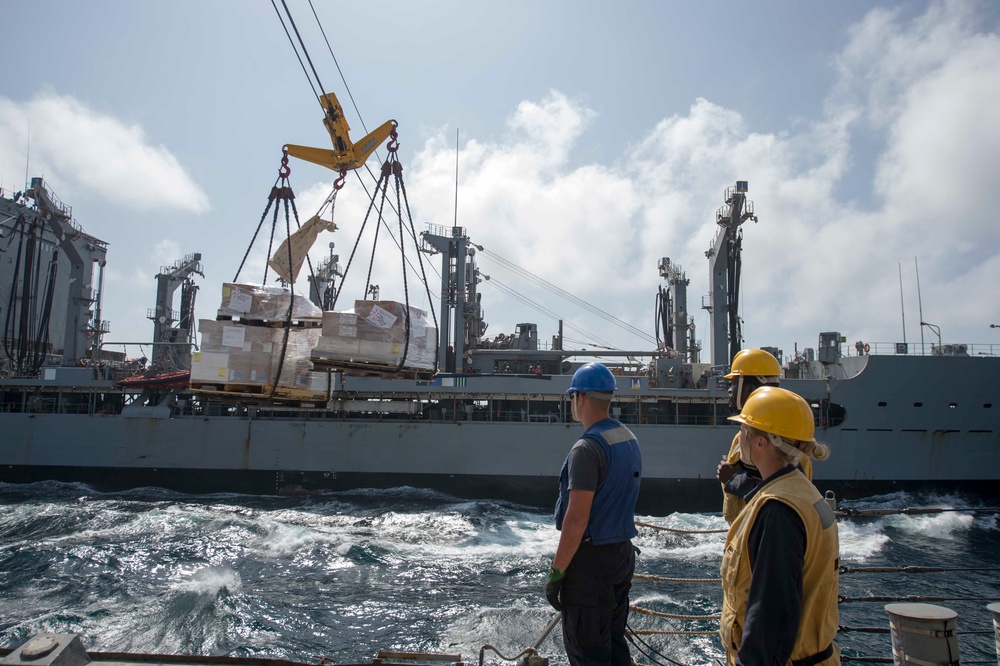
{"left": 308, "top": 0, "right": 367, "bottom": 135}
{"left": 269, "top": 0, "right": 320, "bottom": 104}
{"left": 624, "top": 624, "right": 690, "bottom": 666}
{"left": 486, "top": 276, "right": 621, "bottom": 350}
{"left": 394, "top": 155, "right": 441, "bottom": 370}
{"left": 479, "top": 249, "right": 657, "bottom": 345}
{"left": 279, "top": 0, "right": 329, "bottom": 109}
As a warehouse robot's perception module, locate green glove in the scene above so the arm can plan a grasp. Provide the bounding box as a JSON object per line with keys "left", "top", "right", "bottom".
{"left": 545, "top": 566, "right": 565, "bottom": 611}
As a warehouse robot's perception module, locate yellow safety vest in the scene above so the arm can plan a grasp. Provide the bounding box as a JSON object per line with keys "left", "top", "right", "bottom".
{"left": 722, "top": 433, "right": 813, "bottom": 524}
{"left": 719, "top": 470, "right": 840, "bottom": 666}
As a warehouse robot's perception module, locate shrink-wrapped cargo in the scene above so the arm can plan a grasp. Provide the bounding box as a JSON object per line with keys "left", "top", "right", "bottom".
{"left": 192, "top": 320, "right": 325, "bottom": 392}
{"left": 217, "top": 283, "right": 322, "bottom": 321}
{"left": 311, "top": 300, "right": 437, "bottom": 374}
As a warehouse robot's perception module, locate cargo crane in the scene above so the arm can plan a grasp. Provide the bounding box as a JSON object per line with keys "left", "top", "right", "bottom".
{"left": 703, "top": 180, "right": 756, "bottom": 369}
{"left": 1, "top": 178, "right": 108, "bottom": 372}
{"left": 148, "top": 253, "right": 202, "bottom": 372}
{"left": 655, "top": 257, "right": 699, "bottom": 363}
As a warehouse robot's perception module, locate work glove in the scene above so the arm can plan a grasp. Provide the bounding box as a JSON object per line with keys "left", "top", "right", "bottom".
{"left": 545, "top": 566, "right": 565, "bottom": 611}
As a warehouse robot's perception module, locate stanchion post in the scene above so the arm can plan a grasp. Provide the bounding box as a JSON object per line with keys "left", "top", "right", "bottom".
{"left": 885, "top": 603, "right": 960, "bottom": 666}
{"left": 987, "top": 602, "right": 1000, "bottom": 666}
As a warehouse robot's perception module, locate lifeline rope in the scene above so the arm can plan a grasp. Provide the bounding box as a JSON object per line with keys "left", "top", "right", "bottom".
{"left": 634, "top": 573, "right": 720, "bottom": 584}
{"left": 839, "top": 594, "right": 998, "bottom": 603}
{"left": 636, "top": 520, "right": 728, "bottom": 534}
{"left": 630, "top": 629, "right": 718, "bottom": 636}
{"left": 630, "top": 605, "right": 720, "bottom": 621}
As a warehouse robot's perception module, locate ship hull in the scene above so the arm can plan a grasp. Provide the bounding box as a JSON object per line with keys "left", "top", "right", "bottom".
{"left": 2, "top": 406, "right": 997, "bottom": 514}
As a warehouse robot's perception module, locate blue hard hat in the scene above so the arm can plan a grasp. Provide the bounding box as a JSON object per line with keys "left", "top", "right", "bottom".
{"left": 567, "top": 363, "right": 617, "bottom": 394}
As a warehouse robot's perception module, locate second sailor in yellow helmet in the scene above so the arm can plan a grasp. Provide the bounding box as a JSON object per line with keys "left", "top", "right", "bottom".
{"left": 717, "top": 349, "right": 813, "bottom": 524}
{"left": 720, "top": 386, "right": 839, "bottom": 666}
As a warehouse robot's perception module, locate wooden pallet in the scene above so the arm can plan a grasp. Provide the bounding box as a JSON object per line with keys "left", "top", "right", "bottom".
{"left": 310, "top": 357, "right": 434, "bottom": 381}
{"left": 189, "top": 381, "right": 328, "bottom": 402}
{"left": 214, "top": 314, "right": 321, "bottom": 328}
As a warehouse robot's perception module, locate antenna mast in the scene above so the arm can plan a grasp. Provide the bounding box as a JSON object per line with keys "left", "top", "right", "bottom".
{"left": 453, "top": 128, "right": 459, "bottom": 228}
{"left": 898, "top": 263, "right": 906, "bottom": 345}
{"left": 915, "top": 257, "right": 925, "bottom": 353}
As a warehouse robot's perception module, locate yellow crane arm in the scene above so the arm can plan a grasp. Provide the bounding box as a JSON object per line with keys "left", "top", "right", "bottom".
{"left": 283, "top": 92, "right": 396, "bottom": 173}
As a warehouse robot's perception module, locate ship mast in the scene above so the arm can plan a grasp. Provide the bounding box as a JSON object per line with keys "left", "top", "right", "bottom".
{"left": 704, "top": 181, "right": 756, "bottom": 369}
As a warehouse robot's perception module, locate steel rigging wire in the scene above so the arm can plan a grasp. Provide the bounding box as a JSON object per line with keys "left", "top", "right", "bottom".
{"left": 272, "top": 0, "right": 436, "bottom": 294}
{"left": 479, "top": 248, "right": 658, "bottom": 347}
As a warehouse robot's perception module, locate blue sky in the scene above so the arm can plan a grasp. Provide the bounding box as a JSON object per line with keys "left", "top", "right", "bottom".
{"left": 2, "top": 0, "right": 999, "bottom": 363}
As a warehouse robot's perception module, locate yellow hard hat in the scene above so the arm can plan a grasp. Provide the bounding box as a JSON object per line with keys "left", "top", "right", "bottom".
{"left": 724, "top": 349, "right": 780, "bottom": 379}
{"left": 727, "top": 386, "right": 816, "bottom": 442}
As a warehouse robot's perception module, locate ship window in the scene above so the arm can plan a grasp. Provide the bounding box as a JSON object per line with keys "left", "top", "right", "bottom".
{"left": 913, "top": 402, "right": 923, "bottom": 407}
{"left": 985, "top": 403, "right": 993, "bottom": 408}
{"left": 949, "top": 402, "right": 957, "bottom": 409}
{"left": 877, "top": 401, "right": 887, "bottom": 407}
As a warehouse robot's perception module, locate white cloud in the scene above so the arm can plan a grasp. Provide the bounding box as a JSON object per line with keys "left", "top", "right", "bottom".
{"left": 0, "top": 91, "right": 209, "bottom": 212}
{"left": 341, "top": 0, "right": 1000, "bottom": 360}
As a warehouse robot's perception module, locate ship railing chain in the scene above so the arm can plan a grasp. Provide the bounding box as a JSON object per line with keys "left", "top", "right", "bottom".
{"left": 634, "top": 573, "right": 720, "bottom": 584}
{"left": 636, "top": 520, "right": 728, "bottom": 534}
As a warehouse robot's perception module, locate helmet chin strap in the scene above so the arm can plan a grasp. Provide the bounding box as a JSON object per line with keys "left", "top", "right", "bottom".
{"left": 766, "top": 432, "right": 804, "bottom": 460}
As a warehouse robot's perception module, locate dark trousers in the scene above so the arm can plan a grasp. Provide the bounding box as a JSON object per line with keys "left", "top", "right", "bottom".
{"left": 560, "top": 540, "right": 636, "bottom": 666}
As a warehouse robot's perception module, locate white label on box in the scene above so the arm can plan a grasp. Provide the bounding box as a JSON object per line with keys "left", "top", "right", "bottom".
{"left": 243, "top": 343, "right": 252, "bottom": 352}
{"left": 263, "top": 342, "right": 273, "bottom": 353}
{"left": 222, "top": 325, "right": 246, "bottom": 348}
{"left": 339, "top": 324, "right": 357, "bottom": 338}
{"left": 366, "top": 304, "right": 398, "bottom": 329}
{"left": 229, "top": 288, "right": 253, "bottom": 313}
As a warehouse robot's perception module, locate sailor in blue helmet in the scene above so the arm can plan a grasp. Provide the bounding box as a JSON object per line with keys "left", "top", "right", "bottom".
{"left": 546, "top": 362, "right": 642, "bottom": 666}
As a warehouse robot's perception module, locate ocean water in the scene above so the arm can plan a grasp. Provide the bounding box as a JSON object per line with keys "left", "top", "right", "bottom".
{"left": 1, "top": 483, "right": 998, "bottom": 666}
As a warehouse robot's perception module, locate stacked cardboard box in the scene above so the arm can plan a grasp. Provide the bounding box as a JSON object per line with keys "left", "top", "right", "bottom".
{"left": 191, "top": 319, "right": 326, "bottom": 393}
{"left": 217, "top": 283, "right": 322, "bottom": 322}
{"left": 310, "top": 300, "right": 437, "bottom": 373}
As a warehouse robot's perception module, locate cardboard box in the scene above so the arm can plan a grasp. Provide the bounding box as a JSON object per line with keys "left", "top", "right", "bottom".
{"left": 218, "top": 283, "right": 322, "bottom": 321}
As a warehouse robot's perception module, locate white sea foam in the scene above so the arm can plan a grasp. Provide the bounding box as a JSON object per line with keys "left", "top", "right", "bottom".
{"left": 878, "top": 511, "right": 974, "bottom": 538}
{"left": 837, "top": 519, "right": 890, "bottom": 562}
{"left": 169, "top": 565, "right": 242, "bottom": 595}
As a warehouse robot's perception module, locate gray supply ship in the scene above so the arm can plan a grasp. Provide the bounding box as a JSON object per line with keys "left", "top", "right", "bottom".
{"left": 1, "top": 177, "right": 997, "bottom": 515}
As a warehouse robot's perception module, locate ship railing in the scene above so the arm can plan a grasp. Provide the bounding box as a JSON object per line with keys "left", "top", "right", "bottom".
{"left": 838, "top": 341, "right": 998, "bottom": 358}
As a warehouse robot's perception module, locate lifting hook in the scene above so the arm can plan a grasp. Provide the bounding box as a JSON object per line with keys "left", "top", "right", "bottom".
{"left": 386, "top": 124, "right": 400, "bottom": 154}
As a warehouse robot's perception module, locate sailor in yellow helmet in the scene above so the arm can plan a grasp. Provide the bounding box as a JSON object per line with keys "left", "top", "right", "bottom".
{"left": 720, "top": 386, "right": 839, "bottom": 666}
{"left": 718, "top": 349, "right": 813, "bottom": 524}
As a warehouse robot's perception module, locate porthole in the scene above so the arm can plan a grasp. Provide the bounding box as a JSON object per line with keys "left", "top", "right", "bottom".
{"left": 913, "top": 402, "right": 923, "bottom": 407}
{"left": 877, "top": 401, "right": 887, "bottom": 407}
{"left": 949, "top": 403, "right": 957, "bottom": 409}
{"left": 985, "top": 403, "right": 993, "bottom": 408}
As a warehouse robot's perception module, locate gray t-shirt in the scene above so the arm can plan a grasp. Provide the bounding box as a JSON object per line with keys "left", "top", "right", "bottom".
{"left": 567, "top": 437, "right": 608, "bottom": 491}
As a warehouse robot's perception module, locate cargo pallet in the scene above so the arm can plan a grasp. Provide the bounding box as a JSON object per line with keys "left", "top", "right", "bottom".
{"left": 189, "top": 381, "right": 329, "bottom": 403}
{"left": 310, "top": 356, "right": 434, "bottom": 381}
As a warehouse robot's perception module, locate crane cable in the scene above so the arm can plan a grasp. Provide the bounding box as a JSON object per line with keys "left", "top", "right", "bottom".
{"left": 271, "top": 0, "right": 440, "bottom": 305}
{"left": 478, "top": 248, "right": 658, "bottom": 347}
{"left": 486, "top": 275, "right": 621, "bottom": 350}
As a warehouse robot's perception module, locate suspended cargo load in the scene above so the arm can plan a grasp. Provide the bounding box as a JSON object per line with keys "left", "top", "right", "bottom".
{"left": 217, "top": 283, "right": 322, "bottom": 323}
{"left": 190, "top": 319, "right": 328, "bottom": 399}
{"left": 311, "top": 300, "right": 436, "bottom": 378}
